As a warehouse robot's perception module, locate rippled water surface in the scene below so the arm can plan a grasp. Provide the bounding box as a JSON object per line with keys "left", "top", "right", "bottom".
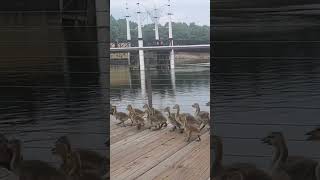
{"left": 110, "top": 64, "right": 210, "bottom": 118}
{"left": 213, "top": 0, "right": 320, "bottom": 168}
{"left": 213, "top": 60, "right": 320, "bottom": 168}
{"left": 0, "top": 66, "right": 107, "bottom": 165}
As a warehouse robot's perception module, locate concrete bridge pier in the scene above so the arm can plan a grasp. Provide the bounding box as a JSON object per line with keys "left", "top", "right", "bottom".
{"left": 94, "top": 0, "right": 109, "bottom": 108}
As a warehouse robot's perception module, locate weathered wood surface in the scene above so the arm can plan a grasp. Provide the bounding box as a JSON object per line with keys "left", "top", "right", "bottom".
{"left": 110, "top": 116, "right": 210, "bottom": 180}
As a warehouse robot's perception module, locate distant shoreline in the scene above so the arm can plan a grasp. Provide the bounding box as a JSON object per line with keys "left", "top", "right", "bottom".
{"left": 110, "top": 51, "right": 209, "bottom": 65}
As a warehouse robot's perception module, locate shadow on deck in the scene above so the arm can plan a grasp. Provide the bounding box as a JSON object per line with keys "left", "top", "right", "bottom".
{"left": 110, "top": 117, "right": 210, "bottom": 180}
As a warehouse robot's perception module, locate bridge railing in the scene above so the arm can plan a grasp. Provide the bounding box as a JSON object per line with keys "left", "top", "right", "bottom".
{"left": 110, "top": 44, "right": 210, "bottom": 52}
{"left": 110, "top": 45, "right": 210, "bottom": 70}
{"left": 111, "top": 39, "right": 209, "bottom": 48}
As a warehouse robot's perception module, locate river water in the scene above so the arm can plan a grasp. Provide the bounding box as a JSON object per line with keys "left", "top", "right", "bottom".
{"left": 0, "top": 66, "right": 107, "bottom": 165}
{"left": 213, "top": 1, "right": 320, "bottom": 169}
{"left": 213, "top": 59, "right": 320, "bottom": 168}
{"left": 110, "top": 64, "right": 210, "bottom": 120}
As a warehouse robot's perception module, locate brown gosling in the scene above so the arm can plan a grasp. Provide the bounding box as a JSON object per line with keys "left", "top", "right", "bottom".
{"left": 132, "top": 113, "right": 145, "bottom": 130}
{"left": 0, "top": 167, "right": 18, "bottom": 180}
{"left": 192, "top": 103, "right": 210, "bottom": 131}
{"left": 180, "top": 116, "right": 201, "bottom": 142}
{"left": 62, "top": 148, "right": 103, "bottom": 180}
{"left": 142, "top": 104, "right": 162, "bottom": 116}
{"left": 143, "top": 104, "right": 166, "bottom": 129}
{"left": 52, "top": 136, "right": 108, "bottom": 178}
{"left": 0, "top": 134, "right": 12, "bottom": 170}
{"left": 127, "top": 104, "right": 144, "bottom": 126}
{"left": 262, "top": 132, "right": 317, "bottom": 180}
{"left": 8, "top": 139, "right": 66, "bottom": 180}
{"left": 111, "top": 106, "right": 130, "bottom": 127}
{"left": 306, "top": 128, "right": 320, "bottom": 180}
{"left": 212, "top": 135, "right": 272, "bottom": 180}
{"left": 172, "top": 104, "right": 201, "bottom": 131}
{"left": 164, "top": 106, "right": 182, "bottom": 132}
{"left": 146, "top": 111, "right": 167, "bottom": 130}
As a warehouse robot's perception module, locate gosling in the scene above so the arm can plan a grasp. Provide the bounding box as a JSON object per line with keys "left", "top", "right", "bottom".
{"left": 52, "top": 136, "right": 108, "bottom": 178}
{"left": 164, "top": 106, "right": 182, "bottom": 132}
{"left": 111, "top": 106, "right": 130, "bottom": 127}
{"left": 127, "top": 104, "right": 144, "bottom": 126}
{"left": 192, "top": 103, "right": 210, "bottom": 131}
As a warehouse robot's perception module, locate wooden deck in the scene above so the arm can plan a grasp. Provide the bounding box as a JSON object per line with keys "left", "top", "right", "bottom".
{"left": 110, "top": 117, "right": 210, "bottom": 180}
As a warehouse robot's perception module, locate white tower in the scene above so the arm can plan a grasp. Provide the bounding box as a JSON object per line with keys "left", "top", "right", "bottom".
{"left": 137, "top": 2, "right": 145, "bottom": 70}
{"left": 168, "top": 0, "right": 175, "bottom": 69}
{"left": 125, "top": 2, "right": 131, "bottom": 65}
{"left": 154, "top": 8, "right": 160, "bottom": 45}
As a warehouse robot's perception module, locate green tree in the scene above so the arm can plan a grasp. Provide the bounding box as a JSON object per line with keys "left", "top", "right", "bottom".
{"left": 110, "top": 15, "right": 209, "bottom": 45}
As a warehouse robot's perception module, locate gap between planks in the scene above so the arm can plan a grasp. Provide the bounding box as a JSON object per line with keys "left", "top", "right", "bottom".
{"left": 111, "top": 124, "right": 209, "bottom": 180}
{"left": 135, "top": 132, "right": 210, "bottom": 180}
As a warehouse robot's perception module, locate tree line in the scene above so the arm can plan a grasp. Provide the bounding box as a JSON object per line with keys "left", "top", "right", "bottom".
{"left": 111, "top": 15, "right": 209, "bottom": 45}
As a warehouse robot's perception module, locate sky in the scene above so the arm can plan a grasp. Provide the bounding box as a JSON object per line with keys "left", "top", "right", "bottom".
{"left": 110, "top": 0, "right": 210, "bottom": 26}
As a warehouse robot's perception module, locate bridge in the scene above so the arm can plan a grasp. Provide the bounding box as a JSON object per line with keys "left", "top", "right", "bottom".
{"left": 111, "top": 1, "right": 209, "bottom": 70}
{"left": 110, "top": 44, "right": 210, "bottom": 52}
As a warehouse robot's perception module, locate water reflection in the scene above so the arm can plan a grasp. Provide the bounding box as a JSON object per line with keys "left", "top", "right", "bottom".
{"left": 0, "top": 72, "right": 107, "bottom": 165}
{"left": 140, "top": 70, "right": 146, "bottom": 98}
{"left": 170, "top": 69, "right": 176, "bottom": 93}
{"left": 110, "top": 64, "right": 210, "bottom": 114}
{"left": 213, "top": 59, "right": 320, "bottom": 168}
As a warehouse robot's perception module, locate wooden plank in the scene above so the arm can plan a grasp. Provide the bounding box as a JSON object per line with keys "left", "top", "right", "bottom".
{"left": 110, "top": 125, "right": 138, "bottom": 144}
{"left": 111, "top": 129, "right": 165, "bottom": 156}
{"left": 111, "top": 130, "right": 208, "bottom": 180}
{"left": 139, "top": 132, "right": 210, "bottom": 180}
{"left": 111, "top": 129, "right": 176, "bottom": 171}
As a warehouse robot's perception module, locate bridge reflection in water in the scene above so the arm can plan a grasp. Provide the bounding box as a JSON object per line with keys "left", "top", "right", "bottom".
{"left": 110, "top": 64, "right": 210, "bottom": 112}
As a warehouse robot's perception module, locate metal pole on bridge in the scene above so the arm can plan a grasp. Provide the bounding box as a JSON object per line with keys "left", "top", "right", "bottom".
{"left": 125, "top": 2, "right": 131, "bottom": 66}
{"left": 154, "top": 8, "right": 160, "bottom": 45}
{"left": 168, "top": 0, "right": 175, "bottom": 69}
{"left": 137, "top": 2, "right": 145, "bottom": 70}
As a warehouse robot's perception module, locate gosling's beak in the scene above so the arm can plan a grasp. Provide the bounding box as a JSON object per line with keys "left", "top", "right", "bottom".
{"left": 305, "top": 130, "right": 317, "bottom": 141}
{"left": 51, "top": 147, "right": 57, "bottom": 154}
{"left": 305, "top": 129, "right": 316, "bottom": 136}
{"left": 261, "top": 137, "right": 271, "bottom": 145}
